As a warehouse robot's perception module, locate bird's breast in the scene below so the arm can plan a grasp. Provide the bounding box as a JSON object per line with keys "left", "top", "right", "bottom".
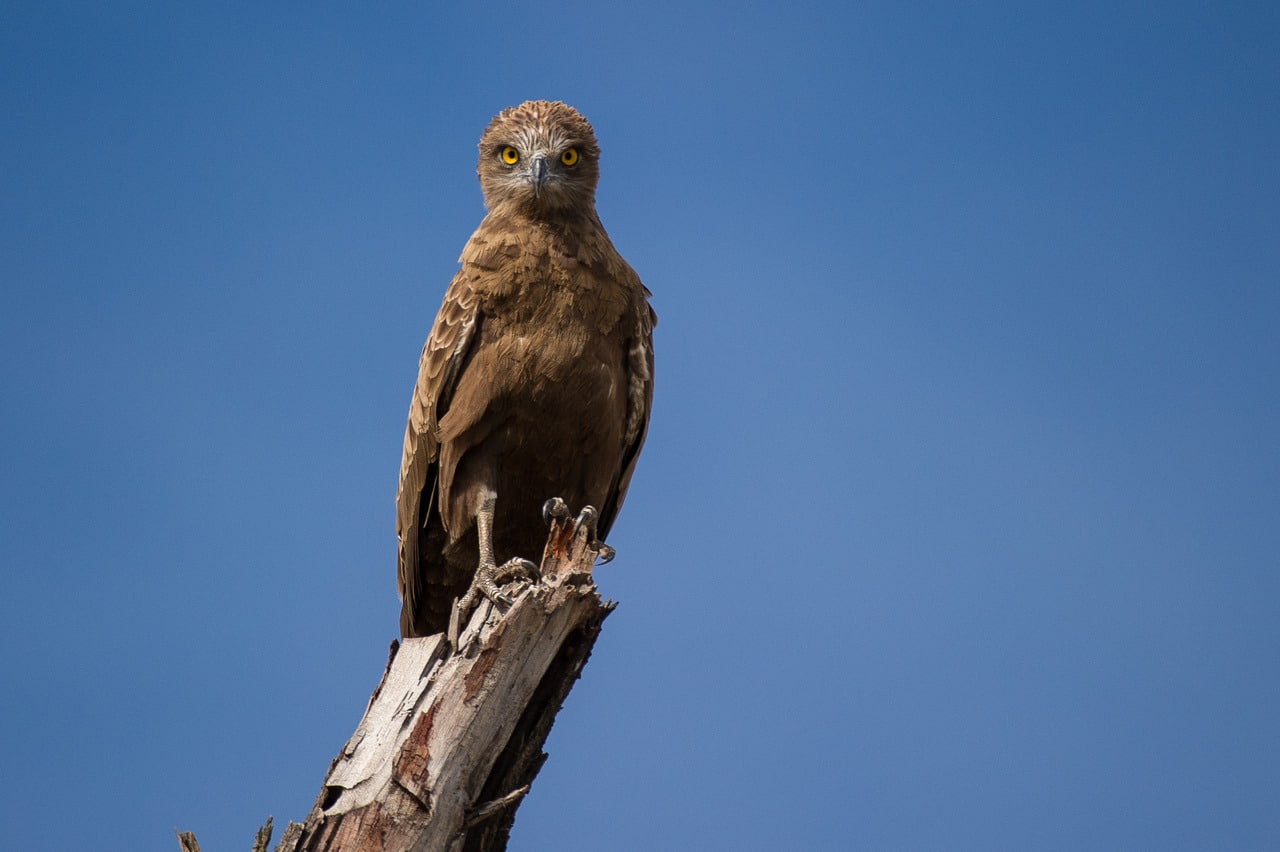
{"left": 492, "top": 320, "right": 614, "bottom": 397}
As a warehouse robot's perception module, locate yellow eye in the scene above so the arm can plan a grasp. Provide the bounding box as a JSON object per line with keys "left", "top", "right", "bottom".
{"left": 500, "top": 146, "right": 520, "bottom": 165}
{"left": 560, "top": 147, "right": 579, "bottom": 166}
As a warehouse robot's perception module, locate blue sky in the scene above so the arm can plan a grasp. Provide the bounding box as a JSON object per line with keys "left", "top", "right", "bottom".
{"left": 2, "top": 2, "right": 1278, "bottom": 850}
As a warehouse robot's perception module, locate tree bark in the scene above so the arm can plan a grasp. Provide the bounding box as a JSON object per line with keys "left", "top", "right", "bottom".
{"left": 180, "top": 512, "right": 614, "bottom": 852}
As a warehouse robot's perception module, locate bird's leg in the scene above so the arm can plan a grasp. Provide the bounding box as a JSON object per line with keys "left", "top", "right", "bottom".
{"left": 451, "top": 490, "right": 538, "bottom": 646}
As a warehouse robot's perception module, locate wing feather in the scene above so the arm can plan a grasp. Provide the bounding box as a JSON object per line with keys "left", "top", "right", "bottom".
{"left": 599, "top": 300, "right": 656, "bottom": 537}
{"left": 395, "top": 273, "right": 480, "bottom": 628}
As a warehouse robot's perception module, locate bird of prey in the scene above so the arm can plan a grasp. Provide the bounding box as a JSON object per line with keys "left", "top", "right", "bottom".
{"left": 396, "top": 100, "right": 656, "bottom": 640}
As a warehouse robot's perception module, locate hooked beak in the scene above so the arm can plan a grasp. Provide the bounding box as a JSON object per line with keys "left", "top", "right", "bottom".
{"left": 530, "top": 154, "right": 549, "bottom": 196}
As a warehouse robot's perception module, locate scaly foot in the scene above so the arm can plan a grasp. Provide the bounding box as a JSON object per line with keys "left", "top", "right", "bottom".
{"left": 449, "top": 557, "right": 538, "bottom": 646}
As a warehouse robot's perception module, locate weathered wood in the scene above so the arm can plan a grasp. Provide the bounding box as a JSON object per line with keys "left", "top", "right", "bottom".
{"left": 177, "top": 512, "right": 613, "bottom": 852}
{"left": 253, "top": 817, "right": 274, "bottom": 852}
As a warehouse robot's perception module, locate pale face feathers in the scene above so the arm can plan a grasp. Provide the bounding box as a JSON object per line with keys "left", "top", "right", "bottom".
{"left": 476, "top": 100, "right": 601, "bottom": 215}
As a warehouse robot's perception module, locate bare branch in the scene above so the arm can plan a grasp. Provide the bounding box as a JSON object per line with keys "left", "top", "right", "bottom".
{"left": 178, "top": 513, "right": 614, "bottom": 852}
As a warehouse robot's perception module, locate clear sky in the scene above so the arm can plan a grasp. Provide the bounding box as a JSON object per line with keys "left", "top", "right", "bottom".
{"left": 2, "top": 2, "right": 1278, "bottom": 850}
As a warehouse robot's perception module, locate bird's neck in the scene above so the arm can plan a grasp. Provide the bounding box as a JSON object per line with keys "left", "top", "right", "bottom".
{"left": 488, "top": 200, "right": 600, "bottom": 232}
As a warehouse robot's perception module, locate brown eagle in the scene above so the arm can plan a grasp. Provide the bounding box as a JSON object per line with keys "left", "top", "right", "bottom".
{"left": 395, "top": 101, "right": 656, "bottom": 639}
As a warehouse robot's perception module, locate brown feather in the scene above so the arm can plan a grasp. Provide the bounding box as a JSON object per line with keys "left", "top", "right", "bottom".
{"left": 396, "top": 101, "right": 655, "bottom": 638}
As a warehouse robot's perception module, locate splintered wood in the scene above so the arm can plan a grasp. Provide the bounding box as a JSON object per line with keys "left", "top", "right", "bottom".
{"left": 267, "top": 512, "right": 615, "bottom": 852}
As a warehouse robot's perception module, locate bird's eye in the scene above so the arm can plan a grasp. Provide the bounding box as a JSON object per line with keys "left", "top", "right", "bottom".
{"left": 500, "top": 146, "right": 520, "bottom": 165}
{"left": 560, "top": 147, "right": 579, "bottom": 166}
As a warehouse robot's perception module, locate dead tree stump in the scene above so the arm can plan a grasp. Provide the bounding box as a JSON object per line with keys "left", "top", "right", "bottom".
{"left": 181, "top": 511, "right": 614, "bottom": 852}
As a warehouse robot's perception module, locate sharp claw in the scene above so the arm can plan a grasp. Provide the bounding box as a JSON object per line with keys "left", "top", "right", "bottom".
{"left": 574, "top": 506, "right": 599, "bottom": 540}
{"left": 450, "top": 555, "right": 538, "bottom": 647}
{"left": 497, "top": 557, "right": 539, "bottom": 584}
{"left": 542, "top": 497, "right": 569, "bottom": 526}
{"left": 571, "top": 507, "right": 614, "bottom": 564}
{"left": 449, "top": 590, "right": 476, "bottom": 647}
{"left": 477, "top": 558, "right": 537, "bottom": 602}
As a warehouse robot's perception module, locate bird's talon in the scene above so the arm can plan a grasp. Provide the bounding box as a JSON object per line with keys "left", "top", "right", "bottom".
{"left": 594, "top": 543, "right": 616, "bottom": 565}
{"left": 574, "top": 506, "right": 599, "bottom": 538}
{"left": 496, "top": 557, "right": 539, "bottom": 585}
{"left": 542, "top": 497, "right": 569, "bottom": 526}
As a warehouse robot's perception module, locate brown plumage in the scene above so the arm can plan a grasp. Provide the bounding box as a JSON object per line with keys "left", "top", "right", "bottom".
{"left": 396, "top": 101, "right": 656, "bottom": 639}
